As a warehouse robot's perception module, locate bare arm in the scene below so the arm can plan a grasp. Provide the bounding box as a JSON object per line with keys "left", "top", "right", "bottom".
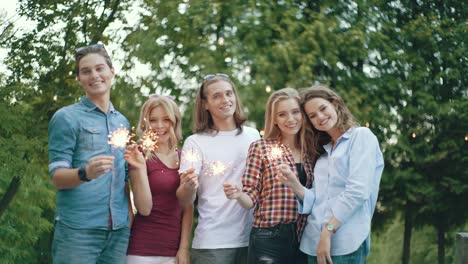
{"left": 317, "top": 216, "right": 342, "bottom": 264}
{"left": 175, "top": 205, "right": 193, "bottom": 264}
{"left": 176, "top": 168, "right": 198, "bottom": 208}
{"left": 223, "top": 183, "right": 254, "bottom": 209}
{"left": 124, "top": 145, "right": 152, "bottom": 216}
{"left": 125, "top": 182, "right": 135, "bottom": 227}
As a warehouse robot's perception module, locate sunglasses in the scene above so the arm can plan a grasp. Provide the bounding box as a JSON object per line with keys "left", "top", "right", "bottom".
{"left": 203, "top": 73, "right": 229, "bottom": 80}
{"left": 200, "top": 73, "right": 230, "bottom": 99}
{"left": 75, "top": 43, "right": 106, "bottom": 56}
{"left": 148, "top": 94, "right": 176, "bottom": 101}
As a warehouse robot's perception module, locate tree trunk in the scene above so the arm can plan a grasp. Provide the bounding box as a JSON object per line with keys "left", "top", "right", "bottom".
{"left": 402, "top": 204, "right": 413, "bottom": 264}
{"left": 437, "top": 224, "right": 446, "bottom": 264}
{"left": 0, "top": 176, "right": 21, "bottom": 218}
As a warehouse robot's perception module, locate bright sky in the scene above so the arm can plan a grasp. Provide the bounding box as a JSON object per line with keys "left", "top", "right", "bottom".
{"left": 0, "top": 1, "right": 193, "bottom": 100}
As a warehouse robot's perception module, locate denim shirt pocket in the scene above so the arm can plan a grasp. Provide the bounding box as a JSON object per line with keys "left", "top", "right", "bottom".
{"left": 80, "top": 125, "right": 107, "bottom": 151}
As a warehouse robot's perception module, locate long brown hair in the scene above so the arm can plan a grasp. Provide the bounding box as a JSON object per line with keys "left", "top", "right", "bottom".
{"left": 300, "top": 84, "right": 359, "bottom": 156}
{"left": 193, "top": 75, "right": 246, "bottom": 134}
{"left": 264, "top": 88, "right": 313, "bottom": 162}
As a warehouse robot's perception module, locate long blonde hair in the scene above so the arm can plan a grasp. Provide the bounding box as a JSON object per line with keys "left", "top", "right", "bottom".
{"left": 136, "top": 96, "right": 182, "bottom": 159}
{"left": 264, "top": 88, "right": 312, "bottom": 162}
{"left": 300, "top": 84, "right": 359, "bottom": 156}
{"left": 193, "top": 75, "right": 246, "bottom": 135}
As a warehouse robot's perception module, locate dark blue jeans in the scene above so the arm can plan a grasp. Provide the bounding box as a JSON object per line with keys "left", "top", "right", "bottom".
{"left": 248, "top": 223, "right": 299, "bottom": 264}
{"left": 307, "top": 241, "right": 366, "bottom": 264}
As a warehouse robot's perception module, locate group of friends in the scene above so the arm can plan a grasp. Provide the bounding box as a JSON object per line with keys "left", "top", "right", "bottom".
{"left": 48, "top": 44, "right": 384, "bottom": 264}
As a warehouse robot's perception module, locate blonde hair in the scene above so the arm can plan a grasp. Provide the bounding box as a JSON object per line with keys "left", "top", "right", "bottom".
{"left": 136, "top": 96, "right": 182, "bottom": 159}
{"left": 300, "top": 84, "right": 359, "bottom": 156}
{"left": 264, "top": 88, "right": 313, "bottom": 162}
{"left": 193, "top": 76, "right": 246, "bottom": 134}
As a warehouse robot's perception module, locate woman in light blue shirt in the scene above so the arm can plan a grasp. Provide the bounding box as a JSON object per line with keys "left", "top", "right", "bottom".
{"left": 278, "top": 85, "right": 384, "bottom": 264}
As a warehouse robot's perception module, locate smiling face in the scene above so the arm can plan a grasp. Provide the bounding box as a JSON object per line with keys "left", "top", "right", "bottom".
{"left": 148, "top": 105, "right": 173, "bottom": 146}
{"left": 203, "top": 80, "right": 237, "bottom": 124}
{"left": 274, "top": 98, "right": 303, "bottom": 137}
{"left": 76, "top": 53, "right": 115, "bottom": 99}
{"left": 304, "top": 97, "right": 339, "bottom": 133}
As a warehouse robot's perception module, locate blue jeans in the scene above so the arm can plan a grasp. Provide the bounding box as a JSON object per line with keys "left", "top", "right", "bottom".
{"left": 248, "top": 223, "right": 299, "bottom": 264}
{"left": 307, "top": 241, "right": 366, "bottom": 264}
{"left": 52, "top": 221, "right": 130, "bottom": 264}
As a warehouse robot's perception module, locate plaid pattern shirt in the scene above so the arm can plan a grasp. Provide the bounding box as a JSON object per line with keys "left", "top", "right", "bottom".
{"left": 242, "top": 139, "right": 313, "bottom": 240}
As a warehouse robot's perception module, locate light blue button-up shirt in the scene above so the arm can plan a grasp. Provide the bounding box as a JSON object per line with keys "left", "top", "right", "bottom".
{"left": 48, "top": 96, "right": 130, "bottom": 230}
{"left": 298, "top": 127, "right": 384, "bottom": 256}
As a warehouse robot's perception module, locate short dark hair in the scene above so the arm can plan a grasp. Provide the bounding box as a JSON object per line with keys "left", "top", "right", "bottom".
{"left": 75, "top": 44, "right": 113, "bottom": 76}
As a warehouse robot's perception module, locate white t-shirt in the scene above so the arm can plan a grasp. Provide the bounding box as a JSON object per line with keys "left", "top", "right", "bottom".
{"left": 179, "top": 126, "right": 260, "bottom": 249}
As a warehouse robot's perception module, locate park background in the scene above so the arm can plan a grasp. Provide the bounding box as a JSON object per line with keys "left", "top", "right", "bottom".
{"left": 0, "top": 0, "right": 466, "bottom": 263}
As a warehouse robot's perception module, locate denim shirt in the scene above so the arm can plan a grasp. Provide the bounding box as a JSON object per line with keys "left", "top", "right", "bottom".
{"left": 298, "top": 127, "right": 384, "bottom": 256}
{"left": 48, "top": 96, "right": 130, "bottom": 230}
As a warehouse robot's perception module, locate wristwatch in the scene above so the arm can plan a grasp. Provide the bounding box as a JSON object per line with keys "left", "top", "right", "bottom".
{"left": 326, "top": 223, "right": 336, "bottom": 234}
{"left": 78, "top": 166, "right": 91, "bottom": 182}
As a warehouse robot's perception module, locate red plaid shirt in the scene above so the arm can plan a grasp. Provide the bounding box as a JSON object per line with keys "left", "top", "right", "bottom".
{"left": 242, "top": 139, "right": 313, "bottom": 240}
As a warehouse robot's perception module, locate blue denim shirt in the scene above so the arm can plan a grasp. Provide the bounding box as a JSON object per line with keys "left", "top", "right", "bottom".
{"left": 48, "top": 96, "right": 130, "bottom": 230}
{"left": 298, "top": 127, "right": 384, "bottom": 256}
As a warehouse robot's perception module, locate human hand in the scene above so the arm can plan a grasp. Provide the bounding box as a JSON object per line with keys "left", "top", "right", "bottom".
{"left": 316, "top": 229, "right": 333, "bottom": 264}
{"left": 276, "top": 164, "right": 302, "bottom": 192}
{"left": 175, "top": 248, "right": 190, "bottom": 264}
{"left": 223, "top": 182, "right": 242, "bottom": 200}
{"left": 87, "top": 156, "right": 115, "bottom": 179}
{"left": 123, "top": 144, "right": 146, "bottom": 170}
{"left": 179, "top": 167, "right": 198, "bottom": 191}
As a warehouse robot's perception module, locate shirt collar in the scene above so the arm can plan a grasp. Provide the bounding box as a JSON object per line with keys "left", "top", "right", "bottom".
{"left": 80, "top": 96, "right": 116, "bottom": 113}
{"left": 323, "top": 127, "right": 356, "bottom": 153}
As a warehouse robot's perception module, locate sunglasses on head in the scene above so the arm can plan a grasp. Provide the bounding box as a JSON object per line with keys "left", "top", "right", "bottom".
{"left": 203, "top": 73, "right": 229, "bottom": 80}
{"left": 199, "top": 73, "right": 230, "bottom": 99}
{"left": 75, "top": 43, "right": 106, "bottom": 55}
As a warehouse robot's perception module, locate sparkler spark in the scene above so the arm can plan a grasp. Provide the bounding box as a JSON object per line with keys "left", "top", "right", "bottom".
{"left": 269, "top": 145, "right": 284, "bottom": 160}
{"left": 139, "top": 129, "right": 159, "bottom": 157}
{"left": 210, "top": 161, "right": 227, "bottom": 177}
{"left": 108, "top": 127, "right": 131, "bottom": 149}
{"left": 183, "top": 148, "right": 200, "bottom": 166}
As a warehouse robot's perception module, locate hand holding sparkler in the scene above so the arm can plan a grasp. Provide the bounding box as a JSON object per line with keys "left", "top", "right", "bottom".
{"left": 179, "top": 167, "right": 199, "bottom": 191}
{"left": 86, "top": 156, "right": 115, "bottom": 180}
{"left": 124, "top": 144, "right": 146, "bottom": 170}
{"left": 223, "top": 183, "right": 242, "bottom": 200}
{"left": 276, "top": 164, "right": 303, "bottom": 196}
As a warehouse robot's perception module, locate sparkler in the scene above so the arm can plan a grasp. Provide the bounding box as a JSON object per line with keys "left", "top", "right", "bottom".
{"left": 264, "top": 144, "right": 285, "bottom": 174}
{"left": 138, "top": 128, "right": 159, "bottom": 158}
{"left": 268, "top": 145, "right": 284, "bottom": 163}
{"left": 210, "top": 161, "right": 227, "bottom": 177}
{"left": 182, "top": 148, "right": 200, "bottom": 168}
{"left": 108, "top": 127, "right": 131, "bottom": 149}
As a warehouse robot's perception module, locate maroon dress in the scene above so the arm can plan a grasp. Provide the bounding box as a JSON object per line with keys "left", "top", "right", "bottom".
{"left": 127, "top": 151, "right": 183, "bottom": 256}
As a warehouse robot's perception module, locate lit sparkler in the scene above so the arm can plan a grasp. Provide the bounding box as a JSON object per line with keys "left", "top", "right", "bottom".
{"left": 108, "top": 127, "right": 131, "bottom": 149}
{"left": 138, "top": 128, "right": 159, "bottom": 157}
{"left": 269, "top": 145, "right": 284, "bottom": 161}
{"left": 182, "top": 148, "right": 201, "bottom": 167}
{"left": 210, "top": 161, "right": 227, "bottom": 177}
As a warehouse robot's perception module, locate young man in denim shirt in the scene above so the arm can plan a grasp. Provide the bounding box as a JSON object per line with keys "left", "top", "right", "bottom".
{"left": 48, "top": 44, "right": 132, "bottom": 264}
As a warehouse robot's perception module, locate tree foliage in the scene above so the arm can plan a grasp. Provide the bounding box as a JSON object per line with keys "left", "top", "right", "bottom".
{"left": 0, "top": 0, "right": 466, "bottom": 263}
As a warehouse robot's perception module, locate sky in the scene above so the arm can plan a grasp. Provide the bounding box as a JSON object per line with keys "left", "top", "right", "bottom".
{"left": 0, "top": 0, "right": 34, "bottom": 73}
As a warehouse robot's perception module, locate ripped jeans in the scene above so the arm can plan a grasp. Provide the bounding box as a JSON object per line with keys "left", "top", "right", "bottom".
{"left": 247, "top": 223, "right": 299, "bottom": 264}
